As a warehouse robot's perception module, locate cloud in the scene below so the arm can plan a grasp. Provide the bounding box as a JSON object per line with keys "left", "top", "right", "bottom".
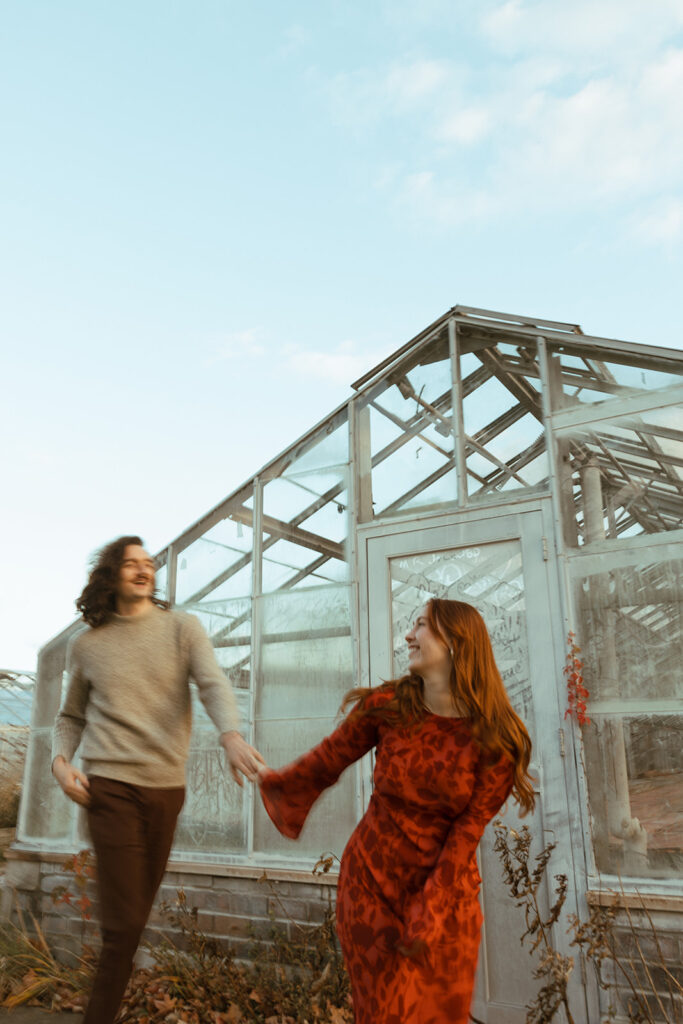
{"left": 281, "top": 24, "right": 311, "bottom": 57}
{"left": 204, "top": 330, "right": 391, "bottom": 387}
{"left": 481, "top": 0, "right": 683, "bottom": 63}
{"left": 204, "top": 328, "right": 266, "bottom": 365}
{"left": 630, "top": 198, "right": 683, "bottom": 245}
{"left": 327, "top": 58, "right": 455, "bottom": 128}
{"left": 320, "top": 1, "right": 683, "bottom": 242}
{"left": 283, "top": 339, "right": 389, "bottom": 385}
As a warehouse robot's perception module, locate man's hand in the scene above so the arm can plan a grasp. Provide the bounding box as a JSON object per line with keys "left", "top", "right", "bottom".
{"left": 220, "top": 732, "right": 266, "bottom": 786}
{"left": 52, "top": 756, "right": 91, "bottom": 807}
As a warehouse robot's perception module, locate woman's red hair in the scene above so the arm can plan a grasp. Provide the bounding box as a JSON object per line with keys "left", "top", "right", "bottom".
{"left": 342, "top": 598, "right": 535, "bottom": 816}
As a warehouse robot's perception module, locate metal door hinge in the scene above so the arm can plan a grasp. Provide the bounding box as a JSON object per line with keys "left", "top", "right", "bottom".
{"left": 559, "top": 728, "right": 566, "bottom": 758}
{"left": 542, "top": 536, "right": 549, "bottom": 561}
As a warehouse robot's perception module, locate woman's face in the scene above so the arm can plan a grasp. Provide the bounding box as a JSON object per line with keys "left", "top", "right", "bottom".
{"left": 405, "top": 605, "right": 451, "bottom": 678}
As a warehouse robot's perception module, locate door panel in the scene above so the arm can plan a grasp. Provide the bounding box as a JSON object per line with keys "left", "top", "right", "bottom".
{"left": 365, "top": 510, "right": 581, "bottom": 1022}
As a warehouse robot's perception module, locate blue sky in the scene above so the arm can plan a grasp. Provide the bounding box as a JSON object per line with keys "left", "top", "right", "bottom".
{"left": 2, "top": 0, "right": 683, "bottom": 670}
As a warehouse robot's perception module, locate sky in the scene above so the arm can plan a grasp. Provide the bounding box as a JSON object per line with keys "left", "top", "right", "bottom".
{"left": 2, "top": 0, "right": 683, "bottom": 672}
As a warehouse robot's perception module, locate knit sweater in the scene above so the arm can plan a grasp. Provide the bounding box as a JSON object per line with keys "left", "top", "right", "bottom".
{"left": 52, "top": 604, "right": 240, "bottom": 788}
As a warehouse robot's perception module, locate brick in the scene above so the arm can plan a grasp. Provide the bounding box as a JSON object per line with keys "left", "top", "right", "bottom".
{"left": 177, "top": 872, "right": 213, "bottom": 888}
{"left": 4, "top": 860, "right": 40, "bottom": 890}
{"left": 211, "top": 876, "right": 268, "bottom": 895}
{"left": 267, "top": 896, "right": 310, "bottom": 922}
{"left": 211, "top": 913, "right": 258, "bottom": 939}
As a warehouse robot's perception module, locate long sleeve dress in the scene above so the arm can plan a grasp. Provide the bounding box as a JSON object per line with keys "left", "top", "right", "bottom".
{"left": 259, "top": 690, "right": 514, "bottom": 1024}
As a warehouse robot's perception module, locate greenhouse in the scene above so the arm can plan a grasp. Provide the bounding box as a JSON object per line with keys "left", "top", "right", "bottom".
{"left": 7, "top": 305, "right": 683, "bottom": 1021}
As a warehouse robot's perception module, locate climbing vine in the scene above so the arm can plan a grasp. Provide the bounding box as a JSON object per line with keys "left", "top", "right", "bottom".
{"left": 563, "top": 632, "right": 590, "bottom": 727}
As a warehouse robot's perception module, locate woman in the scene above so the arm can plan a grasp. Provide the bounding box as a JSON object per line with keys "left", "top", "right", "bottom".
{"left": 258, "top": 598, "right": 535, "bottom": 1024}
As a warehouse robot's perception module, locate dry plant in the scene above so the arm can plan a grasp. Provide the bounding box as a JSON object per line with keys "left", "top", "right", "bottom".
{"left": 0, "top": 726, "right": 28, "bottom": 829}
{"left": 0, "top": 897, "right": 93, "bottom": 1011}
{"left": 1, "top": 850, "right": 352, "bottom": 1022}
{"left": 492, "top": 820, "right": 574, "bottom": 1024}
{"left": 493, "top": 820, "right": 683, "bottom": 1024}
{"left": 128, "top": 880, "right": 352, "bottom": 1023}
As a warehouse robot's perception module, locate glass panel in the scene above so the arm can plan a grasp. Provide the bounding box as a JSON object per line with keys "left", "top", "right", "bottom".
{"left": 255, "top": 586, "right": 353, "bottom": 719}
{"left": 368, "top": 331, "right": 456, "bottom": 517}
{"left": 31, "top": 641, "right": 73, "bottom": 728}
{"left": 574, "top": 554, "right": 683, "bottom": 878}
{"left": 173, "top": 726, "right": 247, "bottom": 855}
{"left": 188, "top": 597, "right": 251, "bottom": 691}
{"left": 262, "top": 430, "right": 349, "bottom": 592}
{"left": 281, "top": 420, "right": 348, "bottom": 477}
{"left": 370, "top": 415, "right": 455, "bottom": 515}
{"left": 547, "top": 346, "right": 683, "bottom": 412}
{"left": 253, "top": 585, "right": 356, "bottom": 858}
{"left": 253, "top": 717, "right": 357, "bottom": 858}
{"left": 154, "top": 560, "right": 168, "bottom": 601}
{"left": 389, "top": 540, "right": 533, "bottom": 732}
{"left": 555, "top": 405, "right": 683, "bottom": 544}
{"left": 175, "top": 513, "right": 253, "bottom": 604}
{"left": 460, "top": 340, "right": 548, "bottom": 502}
{"left": 0, "top": 676, "right": 33, "bottom": 727}
{"left": 18, "top": 728, "right": 73, "bottom": 842}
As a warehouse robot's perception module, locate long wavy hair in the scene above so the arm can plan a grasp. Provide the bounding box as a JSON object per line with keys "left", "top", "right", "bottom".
{"left": 342, "top": 598, "right": 535, "bottom": 815}
{"left": 76, "top": 535, "right": 168, "bottom": 628}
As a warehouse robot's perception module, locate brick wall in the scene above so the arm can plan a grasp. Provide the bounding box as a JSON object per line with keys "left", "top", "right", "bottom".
{"left": 586, "top": 895, "right": 683, "bottom": 1023}
{"left": 1, "top": 849, "right": 338, "bottom": 965}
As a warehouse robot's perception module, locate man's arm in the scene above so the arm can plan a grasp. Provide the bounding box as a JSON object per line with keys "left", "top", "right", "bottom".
{"left": 185, "top": 615, "right": 265, "bottom": 785}
{"left": 220, "top": 730, "right": 265, "bottom": 787}
{"left": 52, "top": 755, "right": 91, "bottom": 806}
{"left": 52, "top": 639, "right": 91, "bottom": 806}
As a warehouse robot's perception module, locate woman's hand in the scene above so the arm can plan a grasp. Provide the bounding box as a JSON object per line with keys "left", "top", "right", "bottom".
{"left": 52, "top": 756, "right": 91, "bottom": 807}
{"left": 220, "top": 731, "right": 266, "bottom": 786}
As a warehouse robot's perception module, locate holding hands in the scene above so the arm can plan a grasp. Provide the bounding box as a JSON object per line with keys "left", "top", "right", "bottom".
{"left": 220, "top": 731, "right": 267, "bottom": 785}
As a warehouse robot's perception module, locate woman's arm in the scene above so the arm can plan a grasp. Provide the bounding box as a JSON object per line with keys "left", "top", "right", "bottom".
{"left": 400, "top": 753, "right": 514, "bottom": 953}
{"left": 259, "top": 695, "right": 389, "bottom": 839}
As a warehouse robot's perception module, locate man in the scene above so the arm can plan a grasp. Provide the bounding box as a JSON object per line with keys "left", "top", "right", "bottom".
{"left": 52, "top": 535, "right": 264, "bottom": 1024}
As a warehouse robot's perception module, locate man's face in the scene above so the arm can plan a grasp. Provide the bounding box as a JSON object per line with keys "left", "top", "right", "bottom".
{"left": 116, "top": 544, "right": 156, "bottom": 603}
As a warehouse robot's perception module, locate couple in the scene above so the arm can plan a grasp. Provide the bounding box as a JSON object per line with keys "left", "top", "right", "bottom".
{"left": 53, "top": 535, "right": 534, "bottom": 1024}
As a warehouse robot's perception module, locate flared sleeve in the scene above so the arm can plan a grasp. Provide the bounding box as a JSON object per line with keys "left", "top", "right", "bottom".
{"left": 259, "top": 692, "right": 391, "bottom": 840}
{"left": 400, "top": 752, "right": 514, "bottom": 951}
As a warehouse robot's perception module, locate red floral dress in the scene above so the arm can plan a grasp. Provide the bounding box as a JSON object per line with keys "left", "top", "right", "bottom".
{"left": 259, "top": 690, "right": 514, "bottom": 1024}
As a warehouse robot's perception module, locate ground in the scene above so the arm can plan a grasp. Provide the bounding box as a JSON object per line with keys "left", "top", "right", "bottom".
{"left": 0, "top": 1011, "right": 82, "bottom": 1022}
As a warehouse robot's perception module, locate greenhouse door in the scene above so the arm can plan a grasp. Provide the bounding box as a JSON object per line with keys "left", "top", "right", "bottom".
{"left": 364, "top": 507, "right": 586, "bottom": 1023}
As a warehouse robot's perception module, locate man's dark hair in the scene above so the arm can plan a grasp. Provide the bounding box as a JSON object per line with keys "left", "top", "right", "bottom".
{"left": 76, "top": 535, "right": 169, "bottom": 628}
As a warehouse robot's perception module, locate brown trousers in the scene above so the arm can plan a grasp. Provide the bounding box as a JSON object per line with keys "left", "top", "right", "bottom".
{"left": 84, "top": 776, "right": 185, "bottom": 1024}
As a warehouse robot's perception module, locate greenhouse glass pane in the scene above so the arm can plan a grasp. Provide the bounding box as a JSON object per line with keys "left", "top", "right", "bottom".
{"left": 555, "top": 405, "right": 683, "bottom": 544}
{"left": 186, "top": 597, "right": 251, "bottom": 691}
{"left": 367, "top": 333, "right": 456, "bottom": 517}
{"left": 281, "top": 420, "right": 348, "bottom": 477}
{"left": 253, "top": 585, "right": 356, "bottom": 859}
{"left": 262, "top": 430, "right": 350, "bottom": 591}
{"left": 173, "top": 727, "right": 247, "bottom": 855}
{"left": 574, "top": 554, "right": 683, "bottom": 878}
{"left": 255, "top": 585, "right": 353, "bottom": 720}
{"left": 154, "top": 561, "right": 168, "bottom": 601}
{"left": 252, "top": 716, "right": 357, "bottom": 859}
{"left": 460, "top": 341, "right": 547, "bottom": 502}
{"left": 175, "top": 514, "right": 253, "bottom": 604}
{"left": 547, "top": 347, "right": 683, "bottom": 412}
{"left": 261, "top": 540, "right": 324, "bottom": 592}
{"left": 18, "top": 728, "right": 73, "bottom": 842}
{"left": 371, "top": 426, "right": 454, "bottom": 516}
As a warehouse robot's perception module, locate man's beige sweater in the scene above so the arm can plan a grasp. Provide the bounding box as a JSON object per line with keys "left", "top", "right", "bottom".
{"left": 52, "top": 604, "right": 240, "bottom": 788}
